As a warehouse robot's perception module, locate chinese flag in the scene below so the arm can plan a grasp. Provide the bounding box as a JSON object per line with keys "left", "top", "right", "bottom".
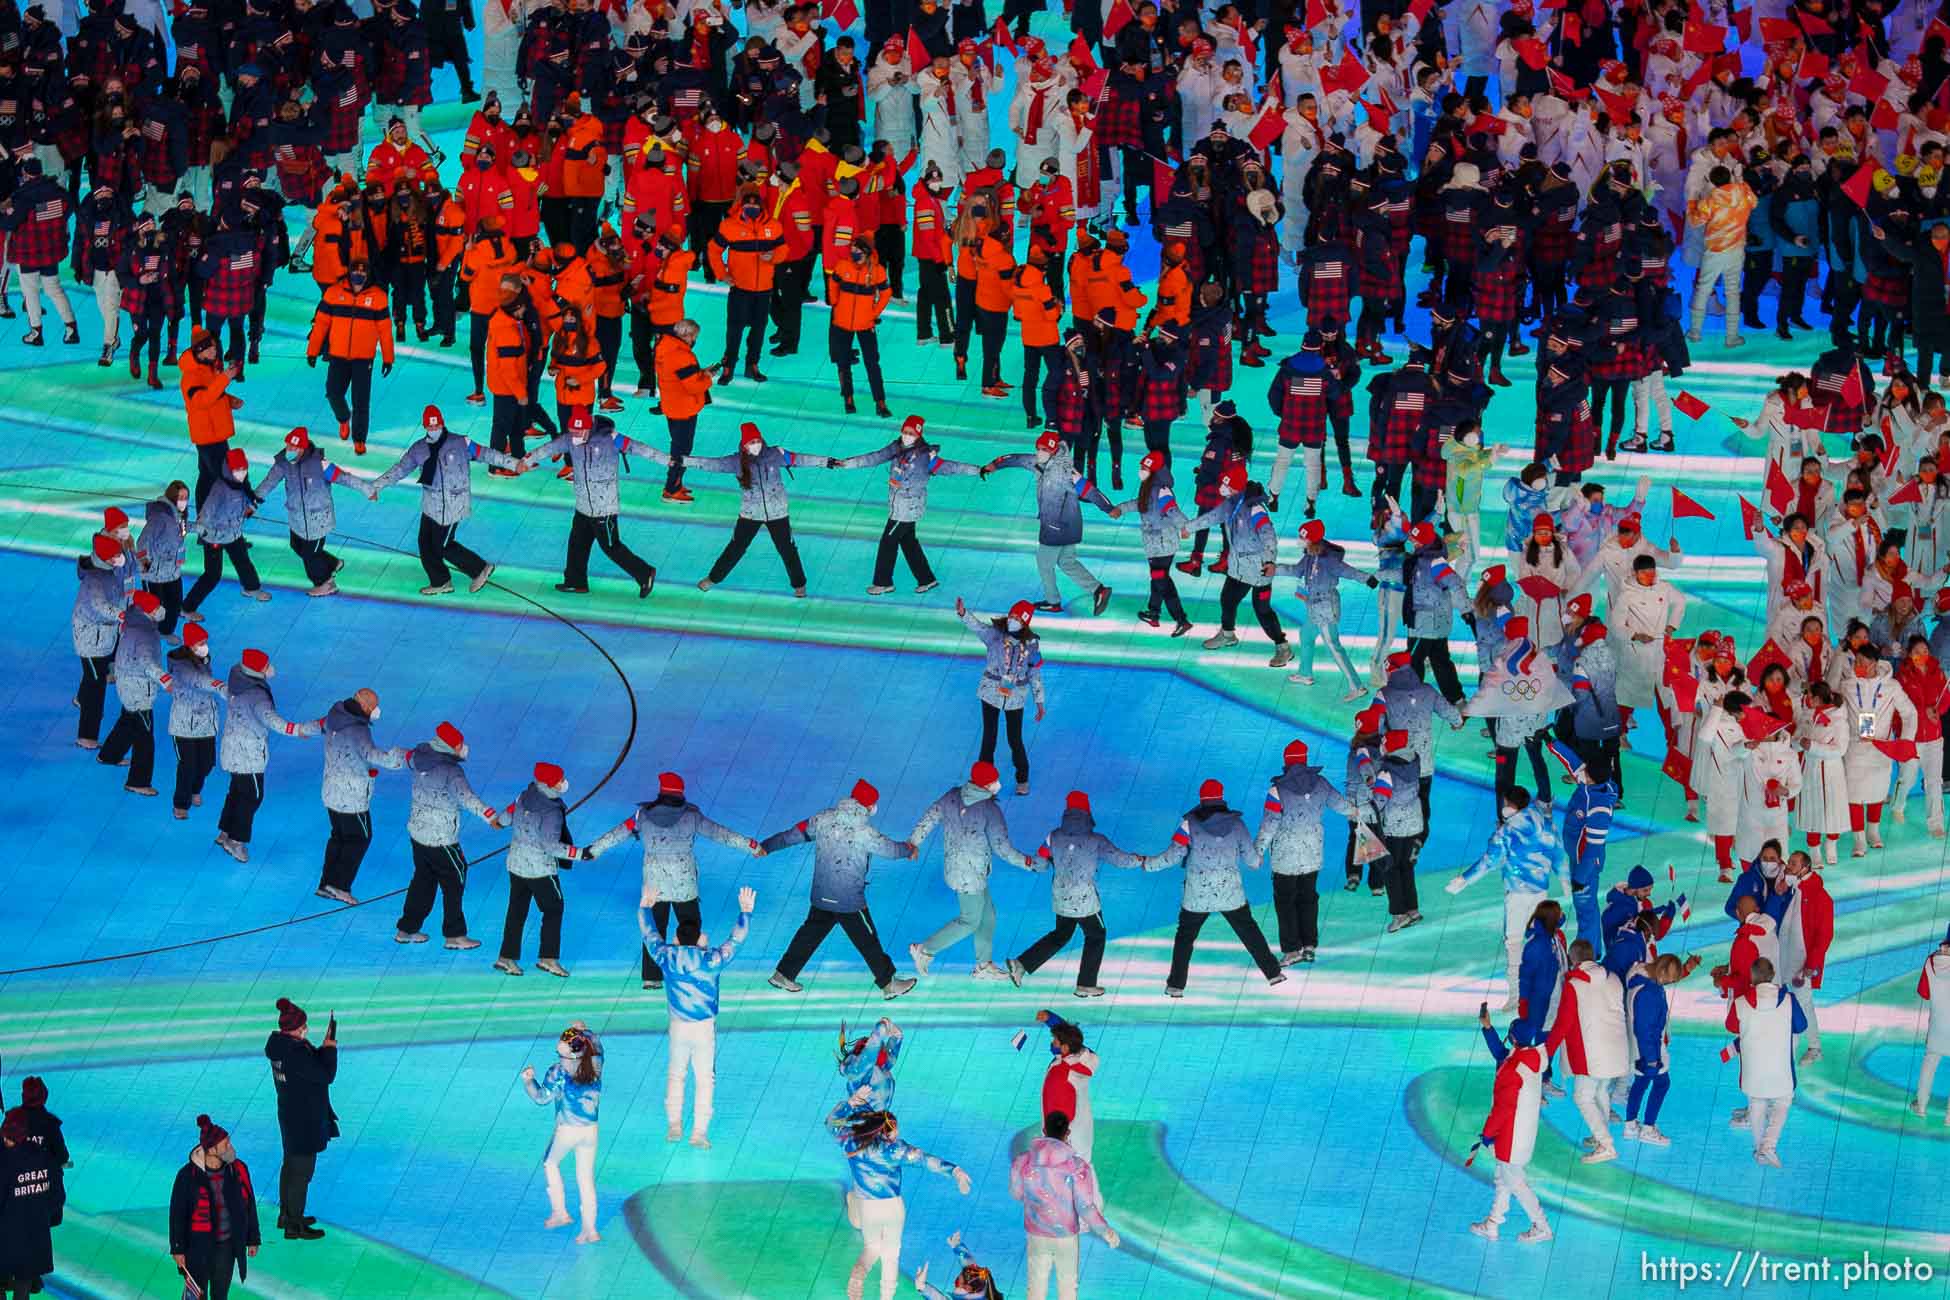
{"left": 1840, "top": 363, "right": 1866, "bottom": 408}
{"left": 1249, "top": 94, "right": 1286, "bottom": 151}
{"left": 1408, "top": 0, "right": 1435, "bottom": 18}
{"left": 1080, "top": 67, "right": 1108, "bottom": 101}
{"left": 1671, "top": 486, "right": 1715, "bottom": 520}
{"left": 1673, "top": 390, "right": 1709, "bottom": 420}
{"left": 1758, "top": 16, "right": 1799, "bottom": 42}
{"left": 1595, "top": 87, "right": 1639, "bottom": 124}
{"left": 1765, "top": 459, "right": 1796, "bottom": 512}
{"left": 1871, "top": 98, "right": 1899, "bottom": 131}
{"left": 1796, "top": 9, "right": 1833, "bottom": 34}
{"left": 1364, "top": 98, "right": 1394, "bottom": 132}
{"left": 1888, "top": 476, "right": 1925, "bottom": 506}
{"left": 1840, "top": 160, "right": 1877, "bottom": 208}
{"left": 1849, "top": 66, "right": 1890, "bottom": 100}
{"left": 990, "top": 16, "right": 1018, "bottom": 55}
{"left": 1068, "top": 35, "right": 1099, "bottom": 73}
{"left": 1683, "top": 21, "right": 1729, "bottom": 52}
{"left": 1874, "top": 738, "right": 1920, "bottom": 763}
{"left": 908, "top": 28, "right": 930, "bottom": 73}
{"left": 1515, "top": 36, "right": 1549, "bottom": 69}
{"left": 1738, "top": 493, "right": 1765, "bottom": 538}
{"left": 1103, "top": 0, "right": 1135, "bottom": 38}
{"left": 1731, "top": 8, "right": 1751, "bottom": 42}
{"left": 1466, "top": 112, "right": 1510, "bottom": 135}
{"left": 1305, "top": 0, "right": 1329, "bottom": 27}
{"left": 1547, "top": 67, "right": 1589, "bottom": 100}
{"left": 1321, "top": 46, "right": 1369, "bottom": 98}
{"left": 822, "top": 0, "right": 858, "bottom": 26}
{"left": 1797, "top": 50, "right": 1829, "bottom": 81}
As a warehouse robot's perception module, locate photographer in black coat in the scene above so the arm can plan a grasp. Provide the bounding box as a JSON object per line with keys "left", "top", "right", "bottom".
{"left": 168, "top": 1115, "right": 262, "bottom": 1300}
{"left": 263, "top": 998, "right": 338, "bottom": 1241}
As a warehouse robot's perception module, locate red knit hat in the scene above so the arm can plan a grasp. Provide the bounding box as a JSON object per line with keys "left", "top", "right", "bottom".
{"left": 1065, "top": 790, "right": 1090, "bottom": 811}
{"left": 740, "top": 421, "right": 764, "bottom": 445}
{"left": 1406, "top": 521, "right": 1436, "bottom": 547}
{"left": 902, "top": 414, "right": 926, "bottom": 436}
{"left": 1503, "top": 615, "right": 1531, "bottom": 640}
{"left": 196, "top": 1113, "right": 230, "bottom": 1151}
{"left": 423, "top": 404, "right": 444, "bottom": 431}
{"left": 275, "top": 997, "right": 306, "bottom": 1031}
{"left": 240, "top": 648, "right": 271, "bottom": 675}
{"left": 568, "top": 409, "right": 593, "bottom": 433}
{"left": 1354, "top": 702, "right": 1385, "bottom": 733}
{"left": 1284, "top": 739, "right": 1309, "bottom": 766}
{"left": 1386, "top": 650, "right": 1413, "bottom": 671}
{"left": 1219, "top": 463, "right": 1248, "bottom": 493}
{"left": 435, "top": 721, "right": 466, "bottom": 750}
{"left": 1297, "top": 520, "right": 1325, "bottom": 542}
{"left": 92, "top": 533, "right": 122, "bottom": 563}
{"left": 285, "top": 427, "right": 311, "bottom": 453}
{"left": 535, "top": 761, "right": 565, "bottom": 787}
{"left": 182, "top": 623, "right": 209, "bottom": 649}
{"left": 1482, "top": 563, "right": 1506, "bottom": 584}
{"left": 1008, "top": 599, "right": 1036, "bottom": 624}
{"left": 1198, "top": 778, "right": 1224, "bottom": 801}
{"left": 1579, "top": 620, "right": 1608, "bottom": 646}
{"left": 103, "top": 506, "right": 128, "bottom": 530}
{"left": 226, "top": 447, "right": 249, "bottom": 473}
{"left": 851, "top": 778, "right": 879, "bottom": 806}
{"left": 1565, "top": 593, "right": 1593, "bottom": 620}
{"left": 659, "top": 771, "right": 685, "bottom": 796}
{"left": 1617, "top": 511, "right": 1641, "bottom": 533}
{"left": 971, "top": 761, "right": 1001, "bottom": 787}
{"left": 1036, "top": 431, "right": 1063, "bottom": 454}
{"left": 130, "top": 590, "right": 161, "bottom": 615}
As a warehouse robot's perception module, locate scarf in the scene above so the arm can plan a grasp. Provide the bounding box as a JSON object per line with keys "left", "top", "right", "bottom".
{"left": 1025, "top": 85, "right": 1048, "bottom": 144}
{"left": 1796, "top": 478, "right": 1819, "bottom": 522}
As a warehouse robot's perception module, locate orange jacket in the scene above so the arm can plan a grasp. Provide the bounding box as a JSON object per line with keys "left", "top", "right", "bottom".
{"left": 432, "top": 198, "right": 467, "bottom": 269}
{"left": 649, "top": 247, "right": 693, "bottom": 326}
{"left": 310, "top": 207, "right": 365, "bottom": 287}
{"left": 485, "top": 308, "right": 531, "bottom": 401}
{"left": 521, "top": 265, "right": 563, "bottom": 339}
{"left": 551, "top": 332, "right": 606, "bottom": 406}
{"left": 307, "top": 280, "right": 396, "bottom": 365}
{"left": 553, "top": 255, "right": 596, "bottom": 323}
{"left": 179, "top": 348, "right": 236, "bottom": 445}
{"left": 708, "top": 211, "right": 784, "bottom": 292}
{"left": 558, "top": 115, "right": 609, "bottom": 198}
{"left": 972, "top": 236, "right": 1017, "bottom": 314}
{"left": 1067, "top": 247, "right": 1104, "bottom": 326}
{"left": 581, "top": 244, "right": 628, "bottom": 318}
{"left": 654, "top": 333, "right": 713, "bottom": 420}
{"left": 1010, "top": 264, "right": 1063, "bottom": 348}
{"left": 1152, "top": 262, "right": 1192, "bottom": 329}
{"left": 827, "top": 254, "right": 891, "bottom": 332}
{"left": 460, "top": 234, "right": 521, "bottom": 316}
{"left": 1083, "top": 249, "right": 1145, "bottom": 330}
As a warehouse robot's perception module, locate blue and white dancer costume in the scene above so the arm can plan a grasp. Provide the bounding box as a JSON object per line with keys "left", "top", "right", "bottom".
{"left": 520, "top": 1024, "right": 604, "bottom": 1243}
{"left": 827, "top": 1102, "right": 971, "bottom": 1300}
{"left": 641, "top": 885, "right": 754, "bottom": 1147}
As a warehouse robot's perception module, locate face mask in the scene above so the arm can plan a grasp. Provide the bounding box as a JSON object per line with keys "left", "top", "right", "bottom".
{"left": 368, "top": 706, "right": 380, "bottom": 720}
{"left": 192, "top": 644, "right": 209, "bottom": 659}
{"left": 425, "top": 426, "right": 442, "bottom": 441}
{"left": 900, "top": 433, "right": 919, "bottom": 446}
{"left": 348, "top": 273, "right": 368, "bottom": 289}
{"left": 1759, "top": 857, "right": 1783, "bottom": 879}
{"left": 743, "top": 441, "right": 763, "bottom": 455}
{"left": 172, "top": 496, "right": 188, "bottom": 513}
{"left": 1006, "top": 618, "right": 1022, "bottom": 632}
{"left": 1035, "top": 450, "right": 1051, "bottom": 465}
{"left": 742, "top": 202, "right": 761, "bottom": 216}
{"left": 1139, "top": 466, "right": 1152, "bottom": 480}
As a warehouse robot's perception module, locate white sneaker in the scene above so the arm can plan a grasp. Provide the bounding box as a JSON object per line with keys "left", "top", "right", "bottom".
{"left": 907, "top": 941, "right": 934, "bottom": 976}
{"left": 666, "top": 1124, "right": 682, "bottom": 1142}
{"left": 543, "top": 1213, "right": 572, "bottom": 1229}
{"left": 1621, "top": 1120, "right": 1640, "bottom": 1141}
{"left": 1758, "top": 1148, "right": 1782, "bottom": 1168}
{"left": 1581, "top": 1144, "right": 1617, "bottom": 1164}
{"left": 492, "top": 957, "right": 522, "bottom": 976}
{"left": 1824, "top": 839, "right": 1838, "bottom": 865}
{"left": 1867, "top": 825, "right": 1885, "bottom": 849}
{"left": 1724, "top": 334, "right": 1746, "bottom": 349}
{"left": 419, "top": 582, "right": 453, "bottom": 596}
{"left": 1893, "top": 805, "right": 1908, "bottom": 825}
{"left": 881, "top": 976, "right": 917, "bottom": 1000}
{"left": 688, "top": 1133, "right": 711, "bottom": 1149}
{"left": 1385, "top": 913, "right": 1411, "bottom": 933}
{"left": 1287, "top": 672, "right": 1316, "bottom": 685}
{"left": 536, "top": 958, "right": 569, "bottom": 977}
{"left": 1517, "top": 1224, "right": 1553, "bottom": 1244}
{"left": 444, "top": 935, "right": 482, "bottom": 950}
{"left": 1799, "top": 1047, "right": 1822, "bottom": 1065}
{"left": 574, "top": 1229, "right": 600, "bottom": 1244}
{"left": 1202, "top": 630, "right": 1240, "bottom": 649}
{"left": 1636, "top": 1125, "right": 1671, "bottom": 1147}
{"left": 1340, "top": 685, "right": 1367, "bottom": 703}
{"left": 307, "top": 579, "right": 338, "bottom": 597}
{"left": 1469, "top": 1219, "right": 1499, "bottom": 1241}
{"left": 1852, "top": 831, "right": 1869, "bottom": 858}
{"left": 1909, "top": 1098, "right": 1928, "bottom": 1118}
{"left": 320, "top": 885, "right": 357, "bottom": 904}
{"left": 468, "top": 563, "right": 495, "bottom": 593}
{"left": 972, "top": 961, "right": 1011, "bottom": 981}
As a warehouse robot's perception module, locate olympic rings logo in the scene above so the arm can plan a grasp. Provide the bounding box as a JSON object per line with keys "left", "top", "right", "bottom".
{"left": 1502, "top": 679, "right": 1540, "bottom": 700}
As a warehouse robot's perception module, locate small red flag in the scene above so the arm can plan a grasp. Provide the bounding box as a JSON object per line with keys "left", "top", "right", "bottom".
{"left": 1738, "top": 494, "right": 1765, "bottom": 538}
{"left": 1871, "top": 98, "right": 1900, "bottom": 131}
{"left": 1731, "top": 8, "right": 1751, "bottom": 42}
{"left": 1466, "top": 113, "right": 1510, "bottom": 135}
{"left": 1671, "top": 487, "right": 1715, "bottom": 520}
{"left": 1840, "top": 364, "right": 1866, "bottom": 409}
{"left": 1305, "top": 0, "right": 1329, "bottom": 27}
{"left": 1683, "top": 21, "right": 1729, "bottom": 52}
{"left": 1232, "top": 16, "right": 1257, "bottom": 68}
{"left": 1102, "top": 0, "right": 1135, "bottom": 38}
{"left": 1067, "top": 34, "right": 1099, "bottom": 73}
{"left": 832, "top": 0, "right": 859, "bottom": 25}
{"left": 1546, "top": 67, "right": 1589, "bottom": 100}
{"left": 1758, "top": 16, "right": 1799, "bottom": 42}
{"left": 1320, "top": 46, "right": 1369, "bottom": 98}
{"left": 1889, "top": 476, "right": 1925, "bottom": 506}
{"left": 1595, "top": 87, "right": 1639, "bottom": 125}
{"left": 1786, "top": 400, "right": 1829, "bottom": 431}
{"left": 1840, "top": 160, "right": 1877, "bottom": 209}
{"left": 1408, "top": 0, "right": 1434, "bottom": 18}
{"left": 1681, "top": 56, "right": 1716, "bottom": 100}
{"left": 1515, "top": 36, "right": 1549, "bottom": 70}
{"left": 1797, "top": 49, "right": 1829, "bottom": 81}
{"left": 1562, "top": 11, "right": 1581, "bottom": 42}
{"left": 1765, "top": 460, "right": 1796, "bottom": 513}
{"left": 1673, "top": 390, "right": 1709, "bottom": 420}
{"left": 908, "top": 27, "right": 930, "bottom": 73}
{"left": 1661, "top": 747, "right": 1695, "bottom": 786}
{"left": 1849, "top": 66, "right": 1890, "bottom": 100}
{"left": 1249, "top": 94, "right": 1286, "bottom": 151}
{"left": 1720, "top": 1043, "right": 1734, "bottom": 1063}
{"left": 1796, "top": 9, "right": 1833, "bottom": 34}
{"left": 990, "top": 16, "right": 1018, "bottom": 55}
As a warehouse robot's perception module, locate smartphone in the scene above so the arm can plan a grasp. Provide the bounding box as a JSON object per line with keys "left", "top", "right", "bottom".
{"left": 1477, "top": 1001, "right": 1488, "bottom": 1019}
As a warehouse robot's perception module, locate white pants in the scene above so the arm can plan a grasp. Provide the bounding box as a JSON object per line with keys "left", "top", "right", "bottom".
{"left": 1691, "top": 248, "right": 1745, "bottom": 340}
{"left": 1268, "top": 443, "right": 1323, "bottom": 504}
{"left": 1487, "top": 1159, "right": 1546, "bottom": 1228}
{"left": 1797, "top": 984, "right": 1820, "bottom": 1053}
{"left": 1895, "top": 739, "right": 1945, "bottom": 830}
{"left": 93, "top": 269, "right": 120, "bottom": 345}
{"left": 1295, "top": 600, "right": 1359, "bottom": 686}
{"left": 18, "top": 269, "right": 75, "bottom": 331}
{"left": 1744, "top": 1093, "right": 1791, "bottom": 1154}
{"left": 1026, "top": 1232, "right": 1081, "bottom": 1300}
{"left": 1573, "top": 1074, "right": 1618, "bottom": 1147}
{"left": 1632, "top": 371, "right": 1673, "bottom": 436}
{"left": 847, "top": 1193, "right": 905, "bottom": 1300}
{"left": 666, "top": 1016, "right": 717, "bottom": 1133}
{"left": 1918, "top": 1050, "right": 1947, "bottom": 1113}
{"left": 1369, "top": 589, "right": 1402, "bottom": 680}
{"left": 542, "top": 1122, "right": 598, "bottom": 1231}
{"left": 1504, "top": 890, "right": 1544, "bottom": 998}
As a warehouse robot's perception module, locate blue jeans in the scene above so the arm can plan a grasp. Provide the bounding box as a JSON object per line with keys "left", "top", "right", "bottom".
{"left": 1571, "top": 879, "right": 1603, "bottom": 960}
{"left": 1627, "top": 1066, "right": 1670, "bottom": 1125}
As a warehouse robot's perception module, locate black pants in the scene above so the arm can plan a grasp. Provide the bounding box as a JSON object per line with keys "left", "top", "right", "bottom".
{"left": 833, "top": 325, "right": 885, "bottom": 403}
{"left": 876, "top": 224, "right": 906, "bottom": 296}
{"left": 1017, "top": 911, "right": 1107, "bottom": 986}
{"left": 952, "top": 275, "right": 978, "bottom": 358}
{"left": 290, "top": 532, "right": 337, "bottom": 586}
{"left": 193, "top": 439, "right": 231, "bottom": 510}
{"left": 99, "top": 705, "right": 155, "bottom": 785}
{"left": 1409, "top": 635, "right": 1464, "bottom": 704}
{"left": 278, "top": 1148, "right": 318, "bottom": 1231}
{"left": 566, "top": 511, "right": 654, "bottom": 587}
{"left": 490, "top": 392, "right": 528, "bottom": 458}
{"left": 873, "top": 518, "right": 934, "bottom": 587}
{"left": 916, "top": 262, "right": 952, "bottom": 340}
{"left": 417, "top": 515, "right": 486, "bottom": 587}
{"left": 323, "top": 357, "right": 373, "bottom": 442}
{"left": 184, "top": 539, "right": 262, "bottom": 611}
{"left": 500, "top": 872, "right": 565, "bottom": 961}
{"left": 640, "top": 896, "right": 702, "bottom": 981}
{"left": 392, "top": 262, "right": 428, "bottom": 334}
{"left": 540, "top": 196, "right": 573, "bottom": 249}
{"left": 431, "top": 262, "right": 459, "bottom": 340}
{"left": 1494, "top": 734, "right": 1550, "bottom": 803}
{"left": 189, "top": 1236, "right": 238, "bottom": 1300}
{"left": 1372, "top": 461, "right": 1406, "bottom": 509}
{"left": 775, "top": 904, "right": 898, "bottom": 986}
{"left": 708, "top": 516, "right": 806, "bottom": 588}
{"left": 320, "top": 809, "right": 372, "bottom": 891}
{"left": 76, "top": 653, "right": 112, "bottom": 741}
{"left": 1120, "top": 147, "right": 1154, "bottom": 218}
{"left": 768, "top": 260, "right": 810, "bottom": 352}
{"left": 172, "top": 734, "right": 216, "bottom": 813}
{"left": 664, "top": 416, "right": 695, "bottom": 491}
{"left": 975, "top": 308, "right": 1006, "bottom": 387}
{"left": 723, "top": 287, "right": 770, "bottom": 368}
{"left": 1740, "top": 251, "right": 1772, "bottom": 323}
{"left": 1345, "top": 822, "right": 1384, "bottom": 889}
{"left": 1219, "top": 577, "right": 1286, "bottom": 641}
{"left": 469, "top": 311, "right": 491, "bottom": 391}
{"left": 1166, "top": 905, "right": 1282, "bottom": 989}
{"left": 1022, "top": 342, "right": 1059, "bottom": 421}
{"left": 691, "top": 201, "right": 730, "bottom": 278}
{"left": 147, "top": 576, "right": 183, "bottom": 635}
{"left": 218, "top": 770, "right": 265, "bottom": 843}
{"left": 979, "top": 701, "right": 1028, "bottom": 783}
{"left": 593, "top": 314, "right": 621, "bottom": 395}
{"left": 1272, "top": 872, "right": 1320, "bottom": 953}
{"left": 130, "top": 297, "right": 167, "bottom": 371}
{"left": 398, "top": 839, "right": 469, "bottom": 938}
{"left": 1144, "top": 560, "right": 1189, "bottom": 623}
{"left": 1382, "top": 833, "right": 1422, "bottom": 916}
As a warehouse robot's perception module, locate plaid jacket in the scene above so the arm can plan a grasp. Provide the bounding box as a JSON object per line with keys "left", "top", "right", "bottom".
{"left": 1097, "top": 70, "right": 1146, "bottom": 151}
{"left": 1367, "top": 366, "right": 1432, "bottom": 465}
{"left": 1233, "top": 212, "right": 1280, "bottom": 295}
{"left": 1438, "top": 189, "right": 1483, "bottom": 265}
{"left": 1472, "top": 250, "right": 1522, "bottom": 326}
{"left": 1137, "top": 335, "right": 1187, "bottom": 422}
{"left": 197, "top": 231, "right": 261, "bottom": 319}
{"left": 118, "top": 243, "right": 178, "bottom": 315}
{"left": 1298, "top": 240, "right": 1353, "bottom": 329}
{"left": 1535, "top": 353, "right": 1598, "bottom": 474}
{"left": 72, "top": 197, "right": 127, "bottom": 280}
{"left": 0, "top": 178, "right": 70, "bottom": 271}
{"left": 1185, "top": 304, "right": 1232, "bottom": 392}
{"left": 1049, "top": 362, "right": 1094, "bottom": 436}
{"left": 1268, "top": 352, "right": 1337, "bottom": 448}
{"left": 1356, "top": 211, "right": 1403, "bottom": 306}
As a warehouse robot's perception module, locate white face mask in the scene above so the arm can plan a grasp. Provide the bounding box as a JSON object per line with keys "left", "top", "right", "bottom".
{"left": 1759, "top": 857, "right": 1783, "bottom": 878}
{"left": 707, "top": 119, "right": 725, "bottom": 132}
{"left": 424, "top": 427, "right": 441, "bottom": 441}
{"left": 107, "top": 552, "right": 125, "bottom": 567}
{"left": 1501, "top": 804, "right": 1518, "bottom": 820}
{"left": 368, "top": 706, "right": 381, "bottom": 721}
{"left": 984, "top": 782, "right": 1002, "bottom": 795}
{"left": 1139, "top": 466, "right": 1153, "bottom": 480}
{"left": 192, "top": 644, "right": 209, "bottom": 659}
{"left": 1006, "top": 618, "right": 1023, "bottom": 633}
{"left": 900, "top": 433, "right": 919, "bottom": 446}
{"left": 1219, "top": 483, "right": 1236, "bottom": 498}
{"left": 173, "top": 496, "right": 188, "bottom": 513}
{"left": 556, "top": 779, "right": 571, "bottom": 796}
{"left": 572, "top": 428, "right": 590, "bottom": 444}
{"left": 1035, "top": 450, "right": 1052, "bottom": 465}
{"left": 743, "top": 441, "right": 763, "bottom": 455}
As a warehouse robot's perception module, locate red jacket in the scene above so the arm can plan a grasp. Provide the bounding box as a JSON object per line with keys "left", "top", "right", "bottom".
{"left": 623, "top": 166, "right": 690, "bottom": 252}
{"left": 822, "top": 193, "right": 863, "bottom": 263}
{"left": 797, "top": 142, "right": 837, "bottom": 227}
{"left": 911, "top": 188, "right": 949, "bottom": 264}
{"left": 687, "top": 128, "right": 744, "bottom": 204}
{"left": 1786, "top": 872, "right": 1833, "bottom": 988}
{"left": 1480, "top": 1044, "right": 1543, "bottom": 1162}
{"left": 1896, "top": 656, "right": 1949, "bottom": 744}
{"left": 776, "top": 182, "right": 818, "bottom": 261}
{"left": 504, "top": 167, "right": 543, "bottom": 241}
